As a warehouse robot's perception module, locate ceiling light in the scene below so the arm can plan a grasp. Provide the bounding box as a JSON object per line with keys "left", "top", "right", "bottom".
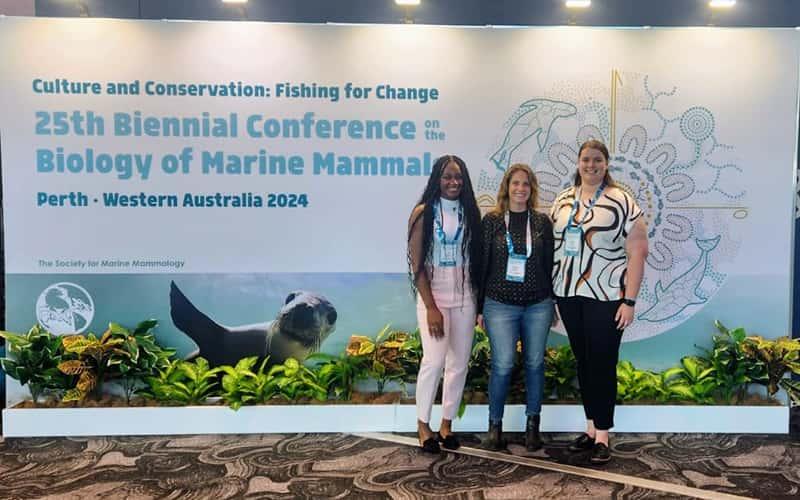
{"left": 566, "top": 0, "right": 591, "bottom": 7}
{"left": 395, "top": 0, "right": 421, "bottom": 5}
{"left": 709, "top": 0, "right": 735, "bottom": 8}
{"left": 222, "top": 0, "right": 247, "bottom": 4}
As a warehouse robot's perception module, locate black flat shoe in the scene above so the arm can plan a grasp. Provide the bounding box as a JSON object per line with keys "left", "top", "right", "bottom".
{"left": 568, "top": 433, "right": 595, "bottom": 452}
{"left": 437, "top": 432, "right": 460, "bottom": 450}
{"left": 590, "top": 442, "right": 611, "bottom": 464}
{"left": 419, "top": 437, "right": 441, "bottom": 454}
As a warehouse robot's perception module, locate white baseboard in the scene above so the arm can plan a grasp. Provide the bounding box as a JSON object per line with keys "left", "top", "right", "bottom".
{"left": 2, "top": 404, "right": 789, "bottom": 437}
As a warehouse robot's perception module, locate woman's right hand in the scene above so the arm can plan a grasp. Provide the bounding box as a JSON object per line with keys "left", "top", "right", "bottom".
{"left": 426, "top": 306, "right": 445, "bottom": 340}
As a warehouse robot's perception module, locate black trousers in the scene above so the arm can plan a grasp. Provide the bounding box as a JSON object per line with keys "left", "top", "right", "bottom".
{"left": 556, "top": 296, "right": 623, "bottom": 430}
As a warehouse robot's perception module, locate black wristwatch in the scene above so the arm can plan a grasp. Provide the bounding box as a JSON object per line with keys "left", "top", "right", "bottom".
{"left": 622, "top": 298, "right": 636, "bottom": 307}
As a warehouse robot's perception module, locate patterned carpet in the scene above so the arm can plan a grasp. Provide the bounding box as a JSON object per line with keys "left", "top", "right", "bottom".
{"left": 0, "top": 432, "right": 797, "bottom": 499}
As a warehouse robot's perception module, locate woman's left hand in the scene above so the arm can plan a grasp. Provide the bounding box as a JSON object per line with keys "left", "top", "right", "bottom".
{"left": 615, "top": 303, "right": 634, "bottom": 330}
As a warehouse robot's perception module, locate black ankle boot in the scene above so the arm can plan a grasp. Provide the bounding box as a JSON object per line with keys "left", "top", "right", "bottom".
{"left": 484, "top": 420, "right": 506, "bottom": 451}
{"left": 525, "top": 414, "right": 542, "bottom": 451}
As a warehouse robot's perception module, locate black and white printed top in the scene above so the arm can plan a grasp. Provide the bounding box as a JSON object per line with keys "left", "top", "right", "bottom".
{"left": 550, "top": 185, "right": 643, "bottom": 301}
{"left": 478, "top": 209, "right": 554, "bottom": 312}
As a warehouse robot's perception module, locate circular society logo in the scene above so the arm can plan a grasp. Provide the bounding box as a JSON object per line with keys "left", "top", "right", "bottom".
{"left": 35, "top": 282, "right": 95, "bottom": 335}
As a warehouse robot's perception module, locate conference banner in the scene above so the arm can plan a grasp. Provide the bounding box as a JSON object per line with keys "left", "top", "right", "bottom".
{"left": 1, "top": 18, "right": 797, "bottom": 403}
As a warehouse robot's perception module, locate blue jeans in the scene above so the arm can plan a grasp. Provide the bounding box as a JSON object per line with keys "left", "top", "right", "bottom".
{"left": 484, "top": 297, "right": 553, "bottom": 423}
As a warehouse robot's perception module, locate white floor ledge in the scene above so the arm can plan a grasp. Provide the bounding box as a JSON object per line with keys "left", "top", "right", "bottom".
{"left": 1, "top": 404, "right": 788, "bottom": 437}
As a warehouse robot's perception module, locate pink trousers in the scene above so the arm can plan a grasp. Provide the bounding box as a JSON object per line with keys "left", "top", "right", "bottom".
{"left": 415, "top": 268, "right": 476, "bottom": 423}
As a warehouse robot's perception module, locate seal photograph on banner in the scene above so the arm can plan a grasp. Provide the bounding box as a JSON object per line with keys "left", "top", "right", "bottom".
{"left": 169, "top": 281, "right": 337, "bottom": 367}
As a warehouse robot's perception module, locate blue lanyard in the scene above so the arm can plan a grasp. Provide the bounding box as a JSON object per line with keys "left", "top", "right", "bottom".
{"left": 434, "top": 201, "right": 463, "bottom": 244}
{"left": 567, "top": 183, "right": 605, "bottom": 228}
{"left": 504, "top": 211, "right": 532, "bottom": 258}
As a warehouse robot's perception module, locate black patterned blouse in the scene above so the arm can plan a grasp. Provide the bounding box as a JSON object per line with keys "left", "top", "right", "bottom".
{"left": 478, "top": 209, "right": 554, "bottom": 313}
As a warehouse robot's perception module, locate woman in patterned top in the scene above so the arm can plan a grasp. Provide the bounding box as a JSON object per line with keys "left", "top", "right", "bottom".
{"left": 551, "top": 140, "right": 649, "bottom": 464}
{"left": 408, "top": 155, "right": 482, "bottom": 453}
{"left": 477, "top": 164, "right": 555, "bottom": 452}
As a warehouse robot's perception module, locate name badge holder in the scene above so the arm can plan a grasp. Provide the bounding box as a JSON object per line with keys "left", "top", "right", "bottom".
{"left": 434, "top": 201, "right": 463, "bottom": 267}
{"left": 504, "top": 211, "right": 532, "bottom": 282}
{"left": 564, "top": 226, "right": 583, "bottom": 257}
{"left": 564, "top": 183, "right": 604, "bottom": 257}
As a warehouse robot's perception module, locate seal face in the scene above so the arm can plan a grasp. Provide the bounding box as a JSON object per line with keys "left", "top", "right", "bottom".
{"left": 169, "top": 281, "right": 337, "bottom": 367}
{"left": 274, "top": 291, "right": 338, "bottom": 351}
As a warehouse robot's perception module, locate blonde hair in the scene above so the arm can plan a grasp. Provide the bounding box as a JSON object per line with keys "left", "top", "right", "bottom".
{"left": 493, "top": 163, "right": 539, "bottom": 215}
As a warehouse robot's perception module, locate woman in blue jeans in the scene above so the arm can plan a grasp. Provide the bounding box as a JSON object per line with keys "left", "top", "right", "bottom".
{"left": 477, "top": 163, "right": 555, "bottom": 451}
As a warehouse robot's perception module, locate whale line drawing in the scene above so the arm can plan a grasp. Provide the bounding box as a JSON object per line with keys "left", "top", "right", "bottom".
{"left": 637, "top": 235, "right": 720, "bottom": 323}
{"left": 490, "top": 99, "right": 577, "bottom": 171}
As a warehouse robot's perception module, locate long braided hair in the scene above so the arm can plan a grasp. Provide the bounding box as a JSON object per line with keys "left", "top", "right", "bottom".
{"left": 407, "top": 155, "right": 482, "bottom": 297}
